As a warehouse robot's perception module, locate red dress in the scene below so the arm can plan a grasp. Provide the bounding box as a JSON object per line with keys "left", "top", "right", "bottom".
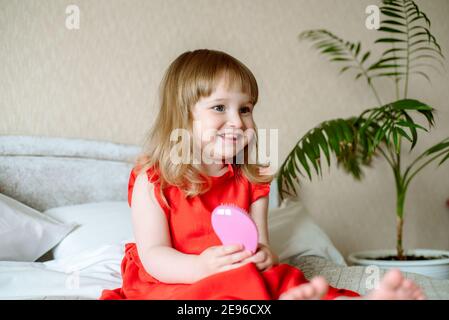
{"left": 100, "top": 163, "right": 359, "bottom": 300}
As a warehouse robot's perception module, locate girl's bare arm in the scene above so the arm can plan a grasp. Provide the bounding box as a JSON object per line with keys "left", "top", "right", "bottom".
{"left": 131, "top": 172, "right": 200, "bottom": 284}
{"left": 250, "top": 195, "right": 280, "bottom": 267}
{"left": 250, "top": 196, "right": 270, "bottom": 246}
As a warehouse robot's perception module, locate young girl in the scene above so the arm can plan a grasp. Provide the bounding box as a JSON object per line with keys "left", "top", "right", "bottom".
{"left": 100, "top": 49, "right": 425, "bottom": 300}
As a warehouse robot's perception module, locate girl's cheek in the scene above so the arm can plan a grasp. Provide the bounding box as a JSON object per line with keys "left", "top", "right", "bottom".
{"left": 210, "top": 117, "right": 225, "bottom": 129}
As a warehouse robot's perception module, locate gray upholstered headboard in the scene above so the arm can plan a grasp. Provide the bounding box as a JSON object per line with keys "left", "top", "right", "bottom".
{"left": 0, "top": 136, "right": 142, "bottom": 212}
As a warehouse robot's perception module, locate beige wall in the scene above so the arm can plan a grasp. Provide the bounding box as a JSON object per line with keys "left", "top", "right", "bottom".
{"left": 1, "top": 0, "right": 448, "bottom": 259}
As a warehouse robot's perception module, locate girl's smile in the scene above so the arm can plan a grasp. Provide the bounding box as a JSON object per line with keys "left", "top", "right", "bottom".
{"left": 217, "top": 131, "right": 243, "bottom": 143}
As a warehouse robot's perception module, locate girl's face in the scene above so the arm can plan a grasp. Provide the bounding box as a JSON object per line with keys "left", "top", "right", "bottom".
{"left": 190, "top": 76, "right": 256, "bottom": 163}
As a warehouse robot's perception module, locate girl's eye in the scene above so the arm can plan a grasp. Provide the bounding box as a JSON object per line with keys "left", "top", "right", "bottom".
{"left": 212, "top": 105, "right": 225, "bottom": 112}
{"left": 240, "top": 106, "right": 252, "bottom": 114}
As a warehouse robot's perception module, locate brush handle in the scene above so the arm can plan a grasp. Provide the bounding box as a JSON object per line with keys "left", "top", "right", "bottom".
{"left": 211, "top": 204, "right": 259, "bottom": 253}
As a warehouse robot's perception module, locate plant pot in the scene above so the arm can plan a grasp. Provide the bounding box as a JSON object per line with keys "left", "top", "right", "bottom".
{"left": 348, "top": 249, "right": 449, "bottom": 280}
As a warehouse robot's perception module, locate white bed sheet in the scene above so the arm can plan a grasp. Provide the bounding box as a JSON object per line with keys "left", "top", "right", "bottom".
{"left": 0, "top": 243, "right": 125, "bottom": 300}
{"left": 4, "top": 242, "right": 449, "bottom": 300}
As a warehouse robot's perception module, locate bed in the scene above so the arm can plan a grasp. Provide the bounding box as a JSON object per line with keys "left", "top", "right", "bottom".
{"left": 1, "top": 135, "right": 448, "bottom": 300}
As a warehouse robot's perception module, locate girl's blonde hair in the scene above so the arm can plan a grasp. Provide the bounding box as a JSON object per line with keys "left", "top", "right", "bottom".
{"left": 133, "top": 49, "right": 274, "bottom": 208}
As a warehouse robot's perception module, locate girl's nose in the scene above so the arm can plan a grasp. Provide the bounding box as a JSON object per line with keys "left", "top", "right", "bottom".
{"left": 227, "top": 111, "right": 243, "bottom": 129}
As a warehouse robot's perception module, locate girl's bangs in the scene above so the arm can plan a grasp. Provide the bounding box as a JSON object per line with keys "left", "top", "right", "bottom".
{"left": 191, "top": 57, "right": 258, "bottom": 105}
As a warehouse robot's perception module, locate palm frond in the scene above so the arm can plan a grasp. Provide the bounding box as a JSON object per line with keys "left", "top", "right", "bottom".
{"left": 369, "top": 0, "right": 444, "bottom": 97}
{"left": 358, "top": 99, "right": 434, "bottom": 151}
{"left": 403, "top": 137, "right": 449, "bottom": 189}
{"left": 299, "top": 30, "right": 373, "bottom": 83}
{"left": 277, "top": 117, "right": 375, "bottom": 200}
{"left": 277, "top": 99, "right": 436, "bottom": 200}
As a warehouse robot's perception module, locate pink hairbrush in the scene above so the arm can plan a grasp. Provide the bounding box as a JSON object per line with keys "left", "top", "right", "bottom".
{"left": 211, "top": 204, "right": 259, "bottom": 253}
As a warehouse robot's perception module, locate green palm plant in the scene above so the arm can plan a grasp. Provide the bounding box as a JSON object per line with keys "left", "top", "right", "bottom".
{"left": 277, "top": 0, "right": 448, "bottom": 260}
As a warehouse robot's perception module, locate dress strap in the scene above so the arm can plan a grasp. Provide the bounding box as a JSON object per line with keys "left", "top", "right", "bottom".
{"left": 249, "top": 181, "right": 271, "bottom": 204}
{"left": 127, "top": 166, "right": 169, "bottom": 214}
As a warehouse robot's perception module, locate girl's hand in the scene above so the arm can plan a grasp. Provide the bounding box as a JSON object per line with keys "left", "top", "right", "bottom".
{"left": 195, "top": 244, "right": 252, "bottom": 281}
{"left": 240, "top": 243, "right": 279, "bottom": 272}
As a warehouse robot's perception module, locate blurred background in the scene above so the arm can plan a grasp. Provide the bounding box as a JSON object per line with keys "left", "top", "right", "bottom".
{"left": 1, "top": 0, "right": 448, "bottom": 259}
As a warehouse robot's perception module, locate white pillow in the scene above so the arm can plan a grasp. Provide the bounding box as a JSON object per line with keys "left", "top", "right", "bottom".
{"left": 268, "top": 198, "right": 346, "bottom": 265}
{"left": 0, "top": 193, "right": 77, "bottom": 262}
{"left": 45, "top": 202, "right": 133, "bottom": 259}
{"left": 268, "top": 180, "right": 279, "bottom": 209}
{"left": 46, "top": 199, "right": 345, "bottom": 266}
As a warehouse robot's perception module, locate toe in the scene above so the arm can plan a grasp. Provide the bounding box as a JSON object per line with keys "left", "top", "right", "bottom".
{"left": 279, "top": 285, "right": 310, "bottom": 300}
{"left": 279, "top": 278, "right": 330, "bottom": 300}
{"left": 302, "top": 284, "right": 316, "bottom": 299}
{"left": 402, "top": 280, "right": 415, "bottom": 297}
{"left": 398, "top": 279, "right": 417, "bottom": 300}
{"left": 416, "top": 289, "right": 426, "bottom": 300}
{"left": 412, "top": 289, "right": 423, "bottom": 300}
{"left": 292, "top": 288, "right": 307, "bottom": 300}
{"left": 279, "top": 290, "right": 299, "bottom": 300}
{"left": 403, "top": 279, "right": 414, "bottom": 289}
{"left": 381, "top": 269, "right": 404, "bottom": 291}
{"left": 311, "top": 276, "right": 329, "bottom": 298}
{"left": 279, "top": 287, "right": 299, "bottom": 300}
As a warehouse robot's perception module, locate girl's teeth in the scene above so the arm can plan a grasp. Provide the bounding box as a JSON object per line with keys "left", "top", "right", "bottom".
{"left": 219, "top": 135, "right": 237, "bottom": 141}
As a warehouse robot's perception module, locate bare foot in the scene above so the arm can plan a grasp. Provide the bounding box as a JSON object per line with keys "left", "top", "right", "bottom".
{"left": 366, "top": 269, "right": 426, "bottom": 300}
{"left": 279, "top": 276, "right": 329, "bottom": 300}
